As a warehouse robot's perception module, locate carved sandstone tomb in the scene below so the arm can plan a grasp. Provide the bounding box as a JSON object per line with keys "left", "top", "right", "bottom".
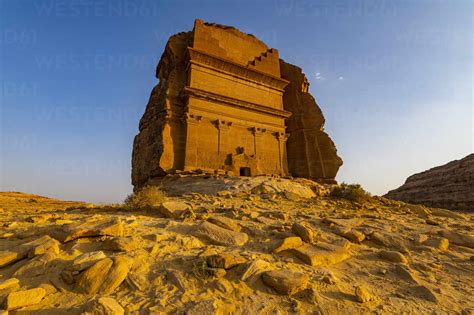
{"left": 132, "top": 19, "right": 342, "bottom": 188}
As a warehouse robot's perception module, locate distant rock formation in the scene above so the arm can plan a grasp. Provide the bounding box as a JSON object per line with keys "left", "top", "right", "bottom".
{"left": 385, "top": 154, "right": 474, "bottom": 211}
{"left": 132, "top": 19, "right": 342, "bottom": 189}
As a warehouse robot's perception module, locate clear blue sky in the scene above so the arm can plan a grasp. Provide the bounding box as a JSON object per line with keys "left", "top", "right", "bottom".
{"left": 1, "top": 0, "right": 472, "bottom": 203}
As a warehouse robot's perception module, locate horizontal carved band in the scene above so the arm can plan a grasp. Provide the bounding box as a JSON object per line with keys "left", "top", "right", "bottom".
{"left": 183, "top": 86, "right": 292, "bottom": 119}
{"left": 188, "top": 47, "right": 289, "bottom": 91}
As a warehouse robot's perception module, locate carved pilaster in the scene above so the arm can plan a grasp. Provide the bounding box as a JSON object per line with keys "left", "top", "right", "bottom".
{"left": 250, "top": 127, "right": 266, "bottom": 156}
{"left": 184, "top": 113, "right": 202, "bottom": 170}
{"left": 214, "top": 120, "right": 232, "bottom": 155}
{"left": 274, "top": 132, "right": 290, "bottom": 175}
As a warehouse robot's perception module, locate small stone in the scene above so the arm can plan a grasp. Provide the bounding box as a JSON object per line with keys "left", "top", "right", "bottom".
{"left": 206, "top": 253, "right": 246, "bottom": 269}
{"left": 241, "top": 260, "right": 272, "bottom": 281}
{"left": 292, "top": 222, "right": 316, "bottom": 243}
{"left": 38, "top": 283, "right": 57, "bottom": 296}
{"left": 355, "top": 285, "right": 373, "bottom": 303}
{"left": 207, "top": 215, "right": 241, "bottom": 232}
{"left": 0, "top": 279, "right": 19, "bottom": 291}
{"left": 60, "top": 269, "right": 74, "bottom": 285}
{"left": 292, "top": 244, "right": 350, "bottom": 267}
{"left": 4, "top": 288, "right": 46, "bottom": 310}
{"left": 284, "top": 191, "right": 301, "bottom": 201}
{"left": 158, "top": 201, "right": 190, "bottom": 219}
{"left": 89, "top": 297, "right": 124, "bottom": 315}
{"left": 209, "top": 278, "right": 234, "bottom": 294}
{"left": 439, "top": 230, "right": 473, "bottom": 248}
{"left": 99, "top": 256, "right": 133, "bottom": 294}
{"left": 426, "top": 218, "right": 439, "bottom": 225}
{"left": 166, "top": 269, "right": 187, "bottom": 291}
{"left": 413, "top": 284, "right": 438, "bottom": 303}
{"left": 103, "top": 237, "right": 140, "bottom": 252}
{"left": 55, "top": 219, "right": 74, "bottom": 225}
{"left": 262, "top": 269, "right": 309, "bottom": 295}
{"left": 273, "top": 236, "right": 303, "bottom": 253}
{"left": 72, "top": 251, "right": 107, "bottom": 271}
{"left": 378, "top": 250, "right": 408, "bottom": 264}
{"left": 320, "top": 269, "right": 338, "bottom": 284}
{"left": 393, "top": 264, "right": 419, "bottom": 284}
{"left": 425, "top": 237, "right": 449, "bottom": 251}
{"left": 75, "top": 258, "right": 113, "bottom": 294}
{"left": 205, "top": 268, "right": 226, "bottom": 278}
{"left": 21, "top": 235, "right": 60, "bottom": 257}
{"left": 193, "top": 221, "right": 248, "bottom": 246}
{"left": 343, "top": 230, "right": 365, "bottom": 243}
{"left": 0, "top": 252, "right": 22, "bottom": 268}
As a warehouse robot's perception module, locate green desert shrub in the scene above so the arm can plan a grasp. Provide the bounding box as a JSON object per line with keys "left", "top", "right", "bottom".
{"left": 330, "top": 183, "right": 372, "bottom": 203}
{"left": 124, "top": 185, "right": 167, "bottom": 209}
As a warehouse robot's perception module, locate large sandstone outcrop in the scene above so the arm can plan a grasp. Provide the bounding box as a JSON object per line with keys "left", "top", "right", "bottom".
{"left": 385, "top": 154, "right": 474, "bottom": 211}
{"left": 280, "top": 61, "right": 342, "bottom": 182}
{"left": 132, "top": 19, "right": 342, "bottom": 189}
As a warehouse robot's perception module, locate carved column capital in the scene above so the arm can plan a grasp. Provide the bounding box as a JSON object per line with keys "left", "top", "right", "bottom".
{"left": 185, "top": 113, "right": 203, "bottom": 125}
{"left": 214, "top": 120, "right": 232, "bottom": 130}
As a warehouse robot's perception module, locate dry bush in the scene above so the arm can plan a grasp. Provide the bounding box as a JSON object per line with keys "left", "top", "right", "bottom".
{"left": 330, "top": 183, "right": 372, "bottom": 203}
{"left": 124, "top": 186, "right": 167, "bottom": 209}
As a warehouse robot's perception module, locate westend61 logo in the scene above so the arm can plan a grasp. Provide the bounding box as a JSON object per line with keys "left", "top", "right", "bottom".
{"left": 34, "top": 0, "right": 160, "bottom": 17}
{"left": 274, "top": 0, "right": 398, "bottom": 17}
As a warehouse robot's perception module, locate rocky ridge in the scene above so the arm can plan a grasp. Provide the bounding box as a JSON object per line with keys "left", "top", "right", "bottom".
{"left": 0, "top": 177, "right": 473, "bottom": 314}
{"left": 386, "top": 154, "right": 474, "bottom": 211}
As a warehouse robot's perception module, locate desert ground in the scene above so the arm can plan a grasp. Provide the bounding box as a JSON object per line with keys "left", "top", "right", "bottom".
{"left": 0, "top": 176, "right": 473, "bottom": 314}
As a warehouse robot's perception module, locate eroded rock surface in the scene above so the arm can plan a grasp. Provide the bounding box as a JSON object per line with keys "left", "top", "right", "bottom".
{"left": 0, "top": 180, "right": 473, "bottom": 314}
{"left": 386, "top": 154, "right": 474, "bottom": 211}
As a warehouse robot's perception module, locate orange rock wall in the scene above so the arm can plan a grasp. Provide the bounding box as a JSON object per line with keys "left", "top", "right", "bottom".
{"left": 132, "top": 20, "right": 342, "bottom": 188}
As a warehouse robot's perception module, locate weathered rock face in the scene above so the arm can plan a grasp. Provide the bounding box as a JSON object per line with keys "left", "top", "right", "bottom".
{"left": 385, "top": 154, "right": 474, "bottom": 211}
{"left": 280, "top": 61, "right": 343, "bottom": 183}
{"left": 132, "top": 19, "right": 342, "bottom": 189}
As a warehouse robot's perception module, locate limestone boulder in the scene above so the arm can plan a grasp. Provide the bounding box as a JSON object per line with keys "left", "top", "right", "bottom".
{"left": 63, "top": 218, "right": 124, "bottom": 242}
{"left": 193, "top": 221, "right": 248, "bottom": 246}
{"left": 262, "top": 270, "right": 309, "bottom": 295}
{"left": 75, "top": 258, "right": 113, "bottom": 294}
{"left": 4, "top": 288, "right": 46, "bottom": 310}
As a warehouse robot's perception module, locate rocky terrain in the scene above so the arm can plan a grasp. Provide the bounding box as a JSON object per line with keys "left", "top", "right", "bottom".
{"left": 386, "top": 154, "right": 474, "bottom": 212}
{"left": 0, "top": 176, "right": 473, "bottom": 314}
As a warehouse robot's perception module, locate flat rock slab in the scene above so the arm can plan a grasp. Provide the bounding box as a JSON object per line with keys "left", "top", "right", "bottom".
{"left": 193, "top": 221, "right": 248, "bottom": 246}
{"left": 5, "top": 287, "right": 46, "bottom": 310}
{"left": 21, "top": 235, "right": 60, "bottom": 257}
{"left": 63, "top": 218, "right": 124, "bottom": 242}
{"left": 0, "top": 251, "right": 22, "bottom": 268}
{"left": 241, "top": 260, "right": 272, "bottom": 282}
{"left": 292, "top": 244, "right": 350, "bottom": 267}
{"left": 292, "top": 222, "right": 316, "bottom": 244}
{"left": 99, "top": 256, "right": 134, "bottom": 294}
{"left": 208, "top": 216, "right": 241, "bottom": 232}
{"left": 0, "top": 278, "right": 19, "bottom": 291}
{"left": 439, "top": 230, "right": 474, "bottom": 248}
{"left": 273, "top": 236, "right": 303, "bottom": 253}
{"left": 103, "top": 236, "right": 141, "bottom": 252}
{"left": 262, "top": 269, "right": 309, "bottom": 295}
{"left": 71, "top": 251, "right": 107, "bottom": 271}
{"left": 158, "top": 201, "right": 190, "bottom": 219}
{"left": 207, "top": 252, "right": 246, "bottom": 269}
{"left": 75, "top": 258, "right": 113, "bottom": 294}
{"left": 378, "top": 250, "right": 408, "bottom": 264}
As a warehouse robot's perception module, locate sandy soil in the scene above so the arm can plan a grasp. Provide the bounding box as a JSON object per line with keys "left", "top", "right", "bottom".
{"left": 0, "top": 176, "right": 473, "bottom": 314}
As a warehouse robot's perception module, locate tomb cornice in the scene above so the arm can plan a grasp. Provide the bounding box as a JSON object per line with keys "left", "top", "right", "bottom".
{"left": 187, "top": 47, "right": 289, "bottom": 92}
